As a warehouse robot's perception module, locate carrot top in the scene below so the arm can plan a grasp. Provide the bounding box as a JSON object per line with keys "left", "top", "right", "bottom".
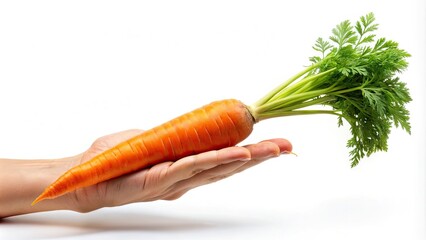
{"left": 249, "top": 13, "right": 411, "bottom": 167}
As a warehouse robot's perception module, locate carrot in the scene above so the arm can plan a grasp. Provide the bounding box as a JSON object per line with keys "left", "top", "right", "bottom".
{"left": 32, "top": 99, "right": 255, "bottom": 205}
{"left": 32, "top": 13, "right": 411, "bottom": 205}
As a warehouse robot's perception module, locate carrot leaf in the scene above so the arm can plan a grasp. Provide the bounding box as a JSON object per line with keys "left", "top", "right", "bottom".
{"left": 251, "top": 13, "right": 411, "bottom": 167}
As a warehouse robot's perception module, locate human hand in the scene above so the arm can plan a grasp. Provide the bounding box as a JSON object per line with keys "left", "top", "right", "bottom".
{"left": 68, "top": 129, "right": 292, "bottom": 213}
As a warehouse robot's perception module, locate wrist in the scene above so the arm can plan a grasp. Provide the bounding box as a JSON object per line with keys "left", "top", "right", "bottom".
{"left": 0, "top": 154, "right": 82, "bottom": 218}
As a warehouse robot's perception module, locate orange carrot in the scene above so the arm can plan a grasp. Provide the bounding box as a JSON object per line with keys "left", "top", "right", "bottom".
{"left": 32, "top": 99, "right": 255, "bottom": 205}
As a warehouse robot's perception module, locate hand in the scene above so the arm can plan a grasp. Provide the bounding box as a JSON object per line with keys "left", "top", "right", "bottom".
{"left": 0, "top": 129, "right": 292, "bottom": 218}
{"left": 68, "top": 129, "right": 292, "bottom": 213}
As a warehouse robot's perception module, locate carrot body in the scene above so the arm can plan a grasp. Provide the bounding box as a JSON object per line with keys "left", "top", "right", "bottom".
{"left": 32, "top": 99, "right": 254, "bottom": 205}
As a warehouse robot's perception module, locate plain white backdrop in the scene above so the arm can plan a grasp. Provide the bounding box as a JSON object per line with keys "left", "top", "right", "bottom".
{"left": 0, "top": 1, "right": 425, "bottom": 239}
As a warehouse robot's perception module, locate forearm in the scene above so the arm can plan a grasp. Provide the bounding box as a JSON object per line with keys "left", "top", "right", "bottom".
{"left": 0, "top": 156, "right": 80, "bottom": 218}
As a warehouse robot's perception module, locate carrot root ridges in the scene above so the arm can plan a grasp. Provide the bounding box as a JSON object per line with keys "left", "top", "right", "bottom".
{"left": 32, "top": 99, "right": 254, "bottom": 205}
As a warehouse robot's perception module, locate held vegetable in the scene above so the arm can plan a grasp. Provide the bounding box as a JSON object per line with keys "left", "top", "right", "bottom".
{"left": 32, "top": 99, "right": 256, "bottom": 205}
{"left": 32, "top": 13, "right": 411, "bottom": 205}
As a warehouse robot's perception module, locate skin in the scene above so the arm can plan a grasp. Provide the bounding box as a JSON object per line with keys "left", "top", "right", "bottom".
{"left": 0, "top": 129, "right": 292, "bottom": 218}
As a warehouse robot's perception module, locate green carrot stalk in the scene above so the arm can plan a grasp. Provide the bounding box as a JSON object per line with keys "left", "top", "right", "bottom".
{"left": 249, "top": 12, "right": 411, "bottom": 167}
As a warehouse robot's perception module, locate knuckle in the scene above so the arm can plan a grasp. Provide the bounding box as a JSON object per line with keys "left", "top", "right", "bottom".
{"left": 208, "top": 174, "right": 231, "bottom": 182}
{"left": 163, "top": 191, "right": 186, "bottom": 201}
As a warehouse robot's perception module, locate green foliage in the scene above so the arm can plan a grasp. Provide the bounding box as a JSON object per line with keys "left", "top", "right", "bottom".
{"left": 253, "top": 13, "right": 411, "bottom": 167}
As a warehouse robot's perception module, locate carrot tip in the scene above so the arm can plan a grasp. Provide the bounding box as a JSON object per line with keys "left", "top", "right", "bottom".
{"left": 31, "top": 200, "right": 38, "bottom": 206}
{"left": 31, "top": 193, "right": 47, "bottom": 206}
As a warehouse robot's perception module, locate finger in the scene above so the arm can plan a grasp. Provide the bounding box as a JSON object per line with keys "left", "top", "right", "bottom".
{"left": 177, "top": 140, "right": 288, "bottom": 188}
{"left": 235, "top": 139, "right": 293, "bottom": 174}
{"left": 164, "top": 139, "right": 291, "bottom": 193}
{"left": 189, "top": 160, "right": 248, "bottom": 183}
{"left": 245, "top": 138, "right": 293, "bottom": 155}
{"left": 163, "top": 160, "right": 248, "bottom": 197}
{"left": 191, "top": 141, "right": 284, "bottom": 182}
{"left": 162, "top": 190, "right": 188, "bottom": 201}
{"left": 165, "top": 146, "right": 251, "bottom": 183}
{"left": 165, "top": 140, "right": 292, "bottom": 196}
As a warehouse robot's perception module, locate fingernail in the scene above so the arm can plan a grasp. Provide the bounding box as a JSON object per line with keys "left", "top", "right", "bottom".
{"left": 281, "top": 151, "right": 298, "bottom": 156}
{"left": 238, "top": 157, "right": 251, "bottom": 162}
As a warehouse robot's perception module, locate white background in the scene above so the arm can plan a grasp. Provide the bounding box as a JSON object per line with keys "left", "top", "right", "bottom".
{"left": 0, "top": 1, "right": 425, "bottom": 239}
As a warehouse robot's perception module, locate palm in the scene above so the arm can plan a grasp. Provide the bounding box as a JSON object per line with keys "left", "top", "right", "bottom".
{"left": 68, "top": 129, "right": 292, "bottom": 213}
